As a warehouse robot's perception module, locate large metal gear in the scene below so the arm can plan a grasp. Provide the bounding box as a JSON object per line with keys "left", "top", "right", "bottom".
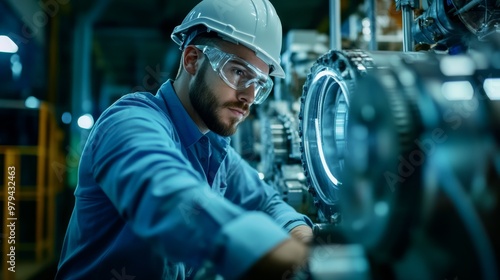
{"left": 341, "top": 63, "right": 422, "bottom": 260}
{"left": 298, "top": 49, "right": 374, "bottom": 223}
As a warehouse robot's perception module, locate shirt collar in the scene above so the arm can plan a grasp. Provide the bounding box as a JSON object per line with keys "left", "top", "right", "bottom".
{"left": 156, "top": 80, "right": 231, "bottom": 149}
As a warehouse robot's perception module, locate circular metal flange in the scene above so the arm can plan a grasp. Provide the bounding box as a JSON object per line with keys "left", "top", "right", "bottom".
{"left": 299, "top": 49, "right": 374, "bottom": 222}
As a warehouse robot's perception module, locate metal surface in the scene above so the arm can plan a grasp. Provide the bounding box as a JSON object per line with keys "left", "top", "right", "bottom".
{"left": 308, "top": 244, "right": 370, "bottom": 280}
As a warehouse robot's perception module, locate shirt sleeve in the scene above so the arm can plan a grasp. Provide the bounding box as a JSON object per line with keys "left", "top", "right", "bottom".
{"left": 88, "top": 95, "right": 291, "bottom": 280}
{"left": 223, "top": 147, "right": 314, "bottom": 232}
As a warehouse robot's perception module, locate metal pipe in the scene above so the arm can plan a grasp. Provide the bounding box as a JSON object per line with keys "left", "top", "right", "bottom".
{"left": 402, "top": 5, "right": 414, "bottom": 52}
{"left": 369, "top": 0, "right": 377, "bottom": 51}
{"left": 36, "top": 102, "right": 48, "bottom": 261}
{"left": 329, "top": 0, "right": 342, "bottom": 50}
{"left": 69, "top": 0, "right": 111, "bottom": 186}
{"left": 453, "top": 0, "right": 482, "bottom": 16}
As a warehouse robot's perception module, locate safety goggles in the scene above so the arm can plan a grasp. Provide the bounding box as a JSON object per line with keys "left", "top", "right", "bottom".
{"left": 195, "top": 45, "right": 273, "bottom": 104}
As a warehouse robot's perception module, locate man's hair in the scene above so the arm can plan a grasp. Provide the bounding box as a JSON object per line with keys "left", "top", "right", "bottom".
{"left": 175, "top": 33, "right": 224, "bottom": 79}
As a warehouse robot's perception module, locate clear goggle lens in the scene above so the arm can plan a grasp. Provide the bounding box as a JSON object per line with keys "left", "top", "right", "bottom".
{"left": 196, "top": 45, "right": 273, "bottom": 104}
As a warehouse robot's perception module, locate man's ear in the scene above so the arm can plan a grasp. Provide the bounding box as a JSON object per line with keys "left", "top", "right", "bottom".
{"left": 182, "top": 46, "right": 202, "bottom": 75}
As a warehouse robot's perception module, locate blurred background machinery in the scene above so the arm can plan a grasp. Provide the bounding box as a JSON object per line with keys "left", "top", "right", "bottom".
{"left": 329, "top": 45, "right": 500, "bottom": 280}
{"left": 412, "top": 0, "right": 500, "bottom": 51}
{"left": 275, "top": 1, "right": 499, "bottom": 280}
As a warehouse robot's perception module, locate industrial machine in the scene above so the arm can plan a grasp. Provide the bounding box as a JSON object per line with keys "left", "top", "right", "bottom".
{"left": 239, "top": 1, "right": 500, "bottom": 279}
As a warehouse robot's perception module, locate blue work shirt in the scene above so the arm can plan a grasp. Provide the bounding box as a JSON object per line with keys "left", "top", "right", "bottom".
{"left": 56, "top": 80, "right": 313, "bottom": 280}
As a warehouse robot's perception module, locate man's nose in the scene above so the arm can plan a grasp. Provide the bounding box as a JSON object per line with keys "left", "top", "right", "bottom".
{"left": 237, "top": 84, "right": 256, "bottom": 104}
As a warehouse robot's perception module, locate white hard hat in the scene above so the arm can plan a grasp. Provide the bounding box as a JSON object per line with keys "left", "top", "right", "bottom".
{"left": 171, "top": 0, "right": 286, "bottom": 78}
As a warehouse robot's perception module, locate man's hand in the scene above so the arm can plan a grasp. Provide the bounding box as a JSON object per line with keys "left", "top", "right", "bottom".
{"left": 241, "top": 237, "right": 309, "bottom": 280}
{"left": 290, "top": 225, "right": 313, "bottom": 244}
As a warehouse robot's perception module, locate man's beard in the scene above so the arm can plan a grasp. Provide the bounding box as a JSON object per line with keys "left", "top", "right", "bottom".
{"left": 189, "top": 64, "right": 249, "bottom": 136}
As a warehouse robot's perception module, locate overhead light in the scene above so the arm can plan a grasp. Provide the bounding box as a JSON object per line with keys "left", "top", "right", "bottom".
{"left": 0, "top": 35, "right": 19, "bottom": 53}
{"left": 77, "top": 114, "right": 94, "bottom": 129}
{"left": 440, "top": 55, "right": 475, "bottom": 76}
{"left": 25, "top": 96, "right": 40, "bottom": 109}
{"left": 484, "top": 78, "right": 500, "bottom": 100}
{"left": 441, "top": 81, "right": 474, "bottom": 100}
{"left": 10, "top": 54, "right": 22, "bottom": 79}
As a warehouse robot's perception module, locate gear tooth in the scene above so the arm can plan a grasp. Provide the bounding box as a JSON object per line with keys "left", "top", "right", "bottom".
{"left": 383, "top": 75, "right": 418, "bottom": 153}
{"left": 308, "top": 186, "right": 316, "bottom": 195}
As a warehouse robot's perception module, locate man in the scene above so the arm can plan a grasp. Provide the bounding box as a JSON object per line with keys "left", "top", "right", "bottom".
{"left": 56, "top": 0, "right": 313, "bottom": 279}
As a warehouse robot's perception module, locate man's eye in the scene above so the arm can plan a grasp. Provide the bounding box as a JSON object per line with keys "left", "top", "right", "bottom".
{"left": 232, "top": 66, "right": 251, "bottom": 78}
{"left": 234, "top": 69, "right": 245, "bottom": 76}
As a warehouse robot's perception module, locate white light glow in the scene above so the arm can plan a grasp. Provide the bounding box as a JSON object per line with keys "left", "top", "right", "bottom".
{"left": 0, "top": 35, "right": 18, "bottom": 53}
{"left": 362, "top": 18, "right": 370, "bottom": 27}
{"left": 10, "top": 54, "right": 19, "bottom": 63}
{"left": 484, "top": 78, "right": 500, "bottom": 100}
{"left": 441, "top": 81, "right": 474, "bottom": 100}
{"left": 11, "top": 62, "right": 22, "bottom": 78}
{"left": 297, "top": 172, "right": 305, "bottom": 181}
{"left": 258, "top": 173, "right": 265, "bottom": 180}
{"left": 25, "top": 96, "right": 40, "bottom": 109}
{"left": 440, "top": 55, "right": 475, "bottom": 76}
{"left": 10, "top": 54, "right": 22, "bottom": 79}
{"left": 77, "top": 114, "right": 94, "bottom": 129}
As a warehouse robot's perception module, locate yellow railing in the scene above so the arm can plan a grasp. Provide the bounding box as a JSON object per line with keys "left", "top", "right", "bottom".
{"left": 1, "top": 102, "right": 65, "bottom": 280}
